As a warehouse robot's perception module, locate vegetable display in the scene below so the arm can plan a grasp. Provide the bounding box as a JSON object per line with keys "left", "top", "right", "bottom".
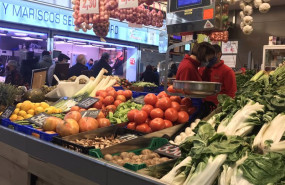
{"left": 132, "top": 82, "right": 157, "bottom": 88}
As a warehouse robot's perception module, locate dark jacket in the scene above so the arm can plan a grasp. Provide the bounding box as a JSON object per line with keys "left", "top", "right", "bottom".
{"left": 140, "top": 71, "right": 156, "bottom": 84}
{"left": 113, "top": 57, "right": 125, "bottom": 76}
{"left": 92, "top": 59, "right": 112, "bottom": 77}
{"left": 38, "top": 55, "right": 53, "bottom": 69}
{"left": 20, "top": 58, "right": 38, "bottom": 85}
{"left": 68, "top": 63, "right": 88, "bottom": 78}
{"left": 5, "top": 69, "right": 23, "bottom": 86}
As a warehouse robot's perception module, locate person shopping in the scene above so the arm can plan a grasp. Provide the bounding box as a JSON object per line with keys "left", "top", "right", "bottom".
{"left": 48, "top": 53, "right": 70, "bottom": 85}
{"left": 68, "top": 54, "right": 88, "bottom": 78}
{"left": 140, "top": 65, "right": 157, "bottom": 84}
{"left": 5, "top": 60, "right": 23, "bottom": 86}
{"left": 92, "top": 53, "right": 112, "bottom": 77}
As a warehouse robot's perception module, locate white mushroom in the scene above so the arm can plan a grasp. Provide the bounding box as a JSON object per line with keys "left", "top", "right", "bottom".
{"left": 259, "top": 3, "right": 271, "bottom": 13}
{"left": 254, "top": 0, "right": 262, "bottom": 8}
{"left": 243, "top": 16, "right": 253, "bottom": 25}
{"left": 243, "top": 25, "right": 253, "bottom": 35}
{"left": 243, "top": 5, "right": 253, "bottom": 15}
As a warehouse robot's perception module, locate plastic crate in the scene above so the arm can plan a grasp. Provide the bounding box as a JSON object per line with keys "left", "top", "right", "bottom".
{"left": 0, "top": 119, "right": 58, "bottom": 142}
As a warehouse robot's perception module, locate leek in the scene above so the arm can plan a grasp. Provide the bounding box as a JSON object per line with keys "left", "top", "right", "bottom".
{"left": 89, "top": 69, "right": 108, "bottom": 97}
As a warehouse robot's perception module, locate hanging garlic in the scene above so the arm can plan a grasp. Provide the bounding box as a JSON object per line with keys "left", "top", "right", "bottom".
{"left": 240, "top": 21, "right": 245, "bottom": 30}
{"left": 243, "top": 5, "right": 253, "bottom": 15}
{"left": 243, "top": 16, "right": 253, "bottom": 25}
{"left": 240, "top": 1, "right": 246, "bottom": 9}
{"left": 259, "top": 3, "right": 271, "bottom": 13}
{"left": 243, "top": 25, "right": 253, "bottom": 35}
{"left": 254, "top": 0, "right": 263, "bottom": 8}
{"left": 239, "top": 11, "right": 245, "bottom": 19}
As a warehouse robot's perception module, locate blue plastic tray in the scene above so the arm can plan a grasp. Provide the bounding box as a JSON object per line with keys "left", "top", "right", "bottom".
{"left": 113, "top": 86, "right": 124, "bottom": 91}
{"left": 0, "top": 119, "right": 58, "bottom": 142}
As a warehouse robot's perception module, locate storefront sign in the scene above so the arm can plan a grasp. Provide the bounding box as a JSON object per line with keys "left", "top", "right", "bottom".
{"left": 0, "top": 0, "right": 160, "bottom": 46}
{"left": 118, "top": 0, "right": 138, "bottom": 9}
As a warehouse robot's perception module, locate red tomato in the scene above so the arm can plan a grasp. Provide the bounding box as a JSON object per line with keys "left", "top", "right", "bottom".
{"left": 106, "top": 87, "right": 115, "bottom": 92}
{"left": 164, "top": 120, "right": 173, "bottom": 128}
{"left": 171, "top": 102, "right": 181, "bottom": 112}
{"left": 134, "top": 110, "right": 148, "bottom": 124}
{"left": 123, "top": 90, "right": 133, "bottom": 100}
{"left": 165, "top": 108, "right": 178, "bottom": 122}
{"left": 70, "top": 106, "right": 80, "bottom": 111}
{"left": 106, "top": 105, "right": 116, "bottom": 113}
{"left": 99, "top": 91, "right": 108, "bottom": 98}
{"left": 149, "top": 118, "right": 165, "bottom": 131}
{"left": 107, "top": 90, "right": 117, "bottom": 98}
{"left": 177, "top": 111, "right": 189, "bottom": 124}
{"left": 144, "top": 93, "right": 158, "bottom": 106}
{"left": 156, "top": 97, "right": 171, "bottom": 111}
{"left": 157, "top": 91, "right": 170, "bottom": 99}
{"left": 114, "top": 100, "right": 123, "bottom": 107}
{"left": 116, "top": 95, "right": 127, "bottom": 102}
{"left": 97, "top": 111, "right": 105, "bottom": 119}
{"left": 142, "top": 105, "right": 154, "bottom": 115}
{"left": 150, "top": 108, "right": 164, "bottom": 119}
{"left": 145, "top": 126, "right": 152, "bottom": 133}
{"left": 170, "top": 96, "right": 181, "bottom": 103}
{"left": 167, "top": 85, "right": 177, "bottom": 93}
{"left": 102, "top": 96, "right": 115, "bottom": 106}
{"left": 127, "top": 122, "right": 136, "bottom": 130}
{"left": 187, "top": 107, "right": 196, "bottom": 115}
{"left": 136, "top": 123, "right": 151, "bottom": 133}
{"left": 93, "top": 101, "right": 103, "bottom": 109}
{"left": 127, "top": 109, "right": 139, "bottom": 122}
{"left": 181, "top": 98, "right": 192, "bottom": 108}
{"left": 96, "top": 90, "right": 104, "bottom": 97}
{"left": 97, "top": 118, "right": 111, "bottom": 128}
{"left": 145, "top": 118, "right": 151, "bottom": 124}
{"left": 79, "top": 108, "right": 87, "bottom": 113}
{"left": 117, "top": 90, "right": 124, "bottom": 96}
{"left": 95, "top": 96, "right": 104, "bottom": 102}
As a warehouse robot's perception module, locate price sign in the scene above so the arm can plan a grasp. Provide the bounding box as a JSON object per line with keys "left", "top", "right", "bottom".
{"left": 155, "top": 143, "right": 181, "bottom": 158}
{"left": 131, "top": 96, "right": 145, "bottom": 105}
{"left": 118, "top": 0, "right": 138, "bottom": 9}
{"left": 27, "top": 113, "right": 51, "bottom": 127}
{"left": 80, "top": 110, "right": 100, "bottom": 119}
{"left": 80, "top": 0, "right": 99, "bottom": 14}
{"left": 0, "top": 106, "right": 16, "bottom": 119}
{"left": 77, "top": 97, "right": 99, "bottom": 109}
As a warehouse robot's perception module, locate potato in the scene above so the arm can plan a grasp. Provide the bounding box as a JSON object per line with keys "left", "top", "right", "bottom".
{"left": 104, "top": 154, "right": 113, "bottom": 161}
{"left": 141, "top": 149, "right": 152, "bottom": 155}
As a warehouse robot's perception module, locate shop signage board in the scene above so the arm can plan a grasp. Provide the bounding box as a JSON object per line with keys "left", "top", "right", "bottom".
{"left": 0, "top": 0, "right": 160, "bottom": 46}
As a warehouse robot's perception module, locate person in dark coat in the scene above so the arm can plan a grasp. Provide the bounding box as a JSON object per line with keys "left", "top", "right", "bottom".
{"left": 68, "top": 54, "right": 88, "bottom": 78}
{"left": 153, "top": 67, "right": 160, "bottom": 86}
{"left": 140, "top": 65, "right": 156, "bottom": 84}
{"left": 168, "top": 63, "right": 177, "bottom": 78}
{"left": 113, "top": 53, "right": 125, "bottom": 76}
{"left": 20, "top": 51, "right": 38, "bottom": 85}
{"left": 92, "top": 53, "right": 112, "bottom": 77}
{"left": 38, "top": 50, "right": 52, "bottom": 69}
{"left": 5, "top": 60, "right": 23, "bottom": 86}
{"left": 0, "top": 58, "right": 5, "bottom": 76}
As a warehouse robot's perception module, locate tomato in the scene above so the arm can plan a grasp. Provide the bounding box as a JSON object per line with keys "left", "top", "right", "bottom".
{"left": 64, "top": 111, "right": 82, "bottom": 122}
{"left": 145, "top": 118, "right": 151, "bottom": 124}
{"left": 181, "top": 98, "right": 192, "bottom": 108}
{"left": 106, "top": 87, "right": 115, "bottom": 92}
{"left": 78, "top": 117, "right": 98, "bottom": 132}
{"left": 165, "top": 108, "right": 178, "bottom": 122}
{"left": 97, "top": 111, "right": 105, "bottom": 119}
{"left": 127, "top": 109, "right": 139, "bottom": 122}
{"left": 98, "top": 91, "right": 108, "bottom": 98}
{"left": 141, "top": 105, "right": 154, "bottom": 115}
{"left": 97, "top": 118, "right": 111, "bottom": 128}
{"left": 114, "top": 100, "right": 123, "bottom": 107}
{"left": 70, "top": 106, "right": 80, "bottom": 111}
{"left": 117, "top": 90, "right": 124, "bottom": 96}
{"left": 134, "top": 110, "right": 148, "bottom": 124}
{"left": 106, "top": 105, "right": 116, "bottom": 113}
{"left": 79, "top": 108, "right": 87, "bottom": 113}
{"left": 171, "top": 102, "right": 181, "bottom": 112}
{"left": 149, "top": 118, "right": 165, "bottom": 131}
{"left": 96, "top": 90, "right": 104, "bottom": 97}
{"left": 93, "top": 101, "right": 103, "bottom": 109}
{"left": 144, "top": 93, "right": 158, "bottom": 106}
{"left": 180, "top": 105, "right": 188, "bottom": 112}
{"left": 56, "top": 119, "right": 79, "bottom": 137}
{"left": 150, "top": 108, "right": 164, "bottom": 119}
{"left": 102, "top": 96, "right": 115, "bottom": 106}
{"left": 107, "top": 90, "right": 117, "bottom": 98}
{"left": 116, "top": 95, "right": 126, "bottom": 102}
{"left": 43, "top": 117, "right": 63, "bottom": 132}
{"left": 177, "top": 111, "right": 189, "bottom": 124}
{"left": 157, "top": 91, "right": 170, "bottom": 99}
{"left": 164, "top": 120, "right": 173, "bottom": 128}
{"left": 187, "top": 107, "right": 196, "bottom": 115}
{"left": 123, "top": 90, "right": 132, "bottom": 100}
{"left": 127, "top": 122, "right": 136, "bottom": 130}
{"left": 170, "top": 96, "right": 181, "bottom": 103}
{"left": 145, "top": 126, "right": 152, "bottom": 133}
{"left": 136, "top": 123, "right": 151, "bottom": 133}
{"left": 95, "top": 96, "right": 104, "bottom": 102}
{"left": 156, "top": 97, "right": 171, "bottom": 111}
{"left": 167, "top": 85, "right": 177, "bottom": 93}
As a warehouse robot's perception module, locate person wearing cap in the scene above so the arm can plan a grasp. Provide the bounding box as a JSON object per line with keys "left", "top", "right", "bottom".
{"left": 5, "top": 60, "right": 23, "bottom": 86}
{"left": 68, "top": 54, "right": 88, "bottom": 78}
{"left": 48, "top": 53, "right": 70, "bottom": 86}
{"left": 38, "top": 50, "right": 52, "bottom": 69}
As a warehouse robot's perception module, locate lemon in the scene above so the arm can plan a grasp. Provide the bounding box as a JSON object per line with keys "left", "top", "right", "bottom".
{"left": 21, "top": 101, "right": 32, "bottom": 111}
{"left": 35, "top": 107, "right": 44, "bottom": 115}
{"left": 13, "top": 108, "right": 20, "bottom": 115}
{"left": 27, "top": 109, "right": 35, "bottom": 116}
{"left": 40, "top": 102, "right": 49, "bottom": 109}
{"left": 10, "top": 114, "right": 18, "bottom": 121}
{"left": 19, "top": 110, "right": 27, "bottom": 117}
{"left": 17, "top": 116, "right": 24, "bottom": 121}
{"left": 16, "top": 103, "right": 22, "bottom": 109}
{"left": 49, "top": 106, "right": 56, "bottom": 113}
{"left": 44, "top": 107, "right": 53, "bottom": 114}
{"left": 55, "top": 108, "right": 62, "bottom": 114}
{"left": 24, "top": 114, "right": 33, "bottom": 119}
{"left": 35, "top": 103, "right": 40, "bottom": 108}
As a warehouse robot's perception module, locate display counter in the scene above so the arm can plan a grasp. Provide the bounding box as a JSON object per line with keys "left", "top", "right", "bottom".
{"left": 0, "top": 126, "right": 165, "bottom": 185}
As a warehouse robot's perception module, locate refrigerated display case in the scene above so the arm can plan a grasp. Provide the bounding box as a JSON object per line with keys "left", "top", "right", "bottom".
{"left": 262, "top": 45, "right": 285, "bottom": 71}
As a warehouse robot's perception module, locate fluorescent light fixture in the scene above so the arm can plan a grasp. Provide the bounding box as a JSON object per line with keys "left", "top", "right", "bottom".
{"left": 54, "top": 41, "right": 66, "bottom": 44}
{"left": 73, "top": 42, "right": 86, "bottom": 45}
{"left": 11, "top": 36, "right": 43, "bottom": 41}
{"left": 0, "top": 33, "right": 6, "bottom": 36}
{"left": 14, "top": 33, "right": 28, "bottom": 37}
{"left": 0, "top": 27, "right": 46, "bottom": 37}
{"left": 102, "top": 48, "right": 116, "bottom": 50}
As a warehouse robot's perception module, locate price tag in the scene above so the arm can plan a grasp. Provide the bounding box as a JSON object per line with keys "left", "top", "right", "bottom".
{"left": 0, "top": 106, "right": 16, "bottom": 119}
{"left": 155, "top": 143, "right": 181, "bottom": 158}
{"left": 131, "top": 96, "right": 145, "bottom": 105}
{"left": 77, "top": 97, "right": 99, "bottom": 109}
{"left": 27, "top": 113, "right": 51, "bottom": 127}
{"left": 80, "top": 110, "right": 100, "bottom": 119}
{"left": 118, "top": 0, "right": 138, "bottom": 9}
{"left": 80, "top": 0, "right": 99, "bottom": 14}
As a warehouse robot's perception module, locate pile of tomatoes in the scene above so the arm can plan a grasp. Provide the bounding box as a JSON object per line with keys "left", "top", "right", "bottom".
{"left": 126, "top": 91, "right": 196, "bottom": 133}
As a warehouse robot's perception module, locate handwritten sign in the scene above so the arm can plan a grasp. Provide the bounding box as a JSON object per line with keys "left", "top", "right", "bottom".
{"left": 80, "top": 0, "right": 99, "bottom": 14}
{"left": 0, "top": 106, "right": 15, "bottom": 119}
{"left": 80, "top": 110, "right": 100, "bottom": 118}
{"left": 77, "top": 97, "right": 99, "bottom": 109}
{"left": 118, "top": 0, "right": 138, "bottom": 9}
{"left": 28, "top": 113, "right": 51, "bottom": 127}
{"left": 155, "top": 143, "right": 181, "bottom": 158}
